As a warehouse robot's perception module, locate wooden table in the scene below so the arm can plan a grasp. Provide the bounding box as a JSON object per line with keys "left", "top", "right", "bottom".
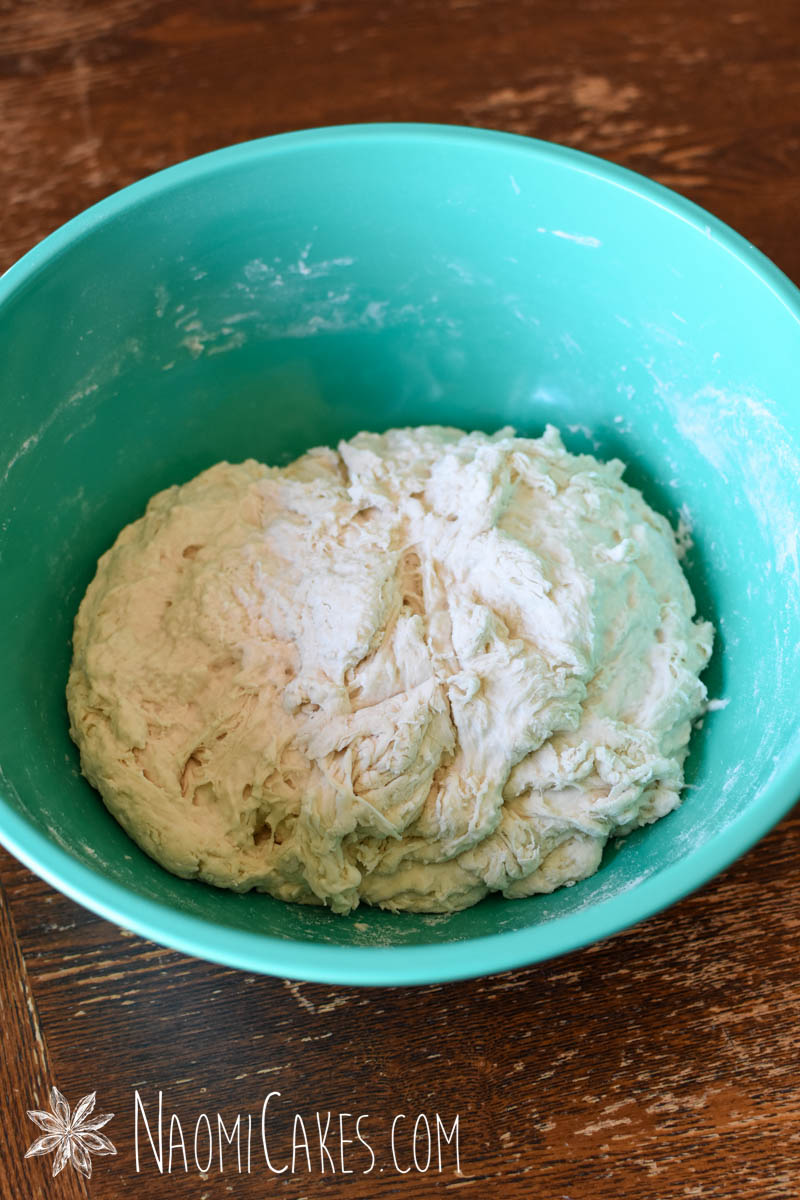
{"left": 1, "top": 3, "right": 799, "bottom": 1197}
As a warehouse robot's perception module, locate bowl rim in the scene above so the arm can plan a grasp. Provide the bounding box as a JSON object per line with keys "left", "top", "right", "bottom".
{"left": 1, "top": 121, "right": 799, "bottom": 986}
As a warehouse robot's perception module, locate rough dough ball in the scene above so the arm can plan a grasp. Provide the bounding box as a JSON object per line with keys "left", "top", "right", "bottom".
{"left": 67, "top": 426, "right": 713, "bottom": 913}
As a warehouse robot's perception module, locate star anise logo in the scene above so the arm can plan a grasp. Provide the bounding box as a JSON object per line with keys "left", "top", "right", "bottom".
{"left": 25, "top": 1087, "right": 116, "bottom": 1178}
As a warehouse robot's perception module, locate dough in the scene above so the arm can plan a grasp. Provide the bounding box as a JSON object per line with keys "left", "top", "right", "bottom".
{"left": 67, "top": 426, "right": 713, "bottom": 913}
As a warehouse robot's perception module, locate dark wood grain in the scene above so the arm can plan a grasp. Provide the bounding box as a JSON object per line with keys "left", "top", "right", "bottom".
{"left": 1, "top": 1, "right": 799, "bottom": 1197}
{"left": 0, "top": 879, "right": 89, "bottom": 1199}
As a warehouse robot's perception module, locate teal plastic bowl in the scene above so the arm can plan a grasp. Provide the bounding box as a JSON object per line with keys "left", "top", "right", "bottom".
{"left": 1, "top": 125, "right": 798, "bottom": 985}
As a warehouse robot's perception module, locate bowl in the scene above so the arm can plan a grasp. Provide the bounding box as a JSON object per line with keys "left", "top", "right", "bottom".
{"left": 1, "top": 124, "right": 798, "bottom": 985}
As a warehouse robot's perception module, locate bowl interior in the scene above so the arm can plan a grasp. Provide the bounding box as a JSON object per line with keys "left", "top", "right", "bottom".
{"left": 1, "top": 127, "right": 798, "bottom": 972}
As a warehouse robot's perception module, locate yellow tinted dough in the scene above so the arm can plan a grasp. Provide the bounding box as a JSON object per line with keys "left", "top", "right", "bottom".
{"left": 67, "top": 426, "right": 713, "bottom": 913}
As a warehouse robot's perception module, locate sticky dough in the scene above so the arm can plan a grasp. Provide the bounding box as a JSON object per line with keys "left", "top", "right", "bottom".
{"left": 67, "top": 426, "right": 713, "bottom": 913}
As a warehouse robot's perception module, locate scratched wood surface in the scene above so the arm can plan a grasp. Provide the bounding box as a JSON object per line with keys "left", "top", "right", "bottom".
{"left": 1, "top": 2, "right": 799, "bottom": 1197}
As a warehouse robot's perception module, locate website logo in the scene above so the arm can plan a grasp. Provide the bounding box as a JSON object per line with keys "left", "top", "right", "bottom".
{"left": 25, "top": 1087, "right": 116, "bottom": 1179}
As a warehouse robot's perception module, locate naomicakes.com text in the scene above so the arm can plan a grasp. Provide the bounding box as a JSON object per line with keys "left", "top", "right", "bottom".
{"left": 134, "top": 1091, "right": 462, "bottom": 1177}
